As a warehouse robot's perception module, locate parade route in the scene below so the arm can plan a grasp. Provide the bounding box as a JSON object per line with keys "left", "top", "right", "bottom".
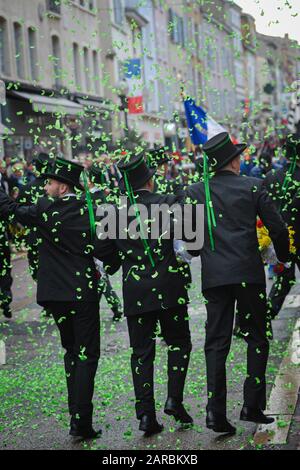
{"left": 0, "top": 256, "right": 299, "bottom": 451}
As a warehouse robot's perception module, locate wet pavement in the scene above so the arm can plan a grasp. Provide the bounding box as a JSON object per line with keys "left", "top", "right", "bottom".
{"left": 0, "top": 255, "right": 299, "bottom": 451}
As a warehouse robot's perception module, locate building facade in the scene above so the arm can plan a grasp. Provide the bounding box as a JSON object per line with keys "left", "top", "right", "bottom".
{"left": 0, "top": 0, "right": 299, "bottom": 161}
{"left": 0, "top": 0, "right": 111, "bottom": 160}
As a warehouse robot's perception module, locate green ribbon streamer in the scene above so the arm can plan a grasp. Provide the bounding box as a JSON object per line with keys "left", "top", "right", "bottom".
{"left": 123, "top": 171, "right": 155, "bottom": 268}
{"left": 203, "top": 152, "right": 216, "bottom": 251}
{"left": 82, "top": 171, "right": 96, "bottom": 240}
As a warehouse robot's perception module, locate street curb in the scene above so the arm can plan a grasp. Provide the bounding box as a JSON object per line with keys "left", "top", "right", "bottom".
{"left": 254, "top": 316, "right": 300, "bottom": 446}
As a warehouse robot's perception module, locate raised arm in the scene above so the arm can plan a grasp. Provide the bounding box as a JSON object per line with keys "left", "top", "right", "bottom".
{"left": 0, "top": 187, "right": 39, "bottom": 227}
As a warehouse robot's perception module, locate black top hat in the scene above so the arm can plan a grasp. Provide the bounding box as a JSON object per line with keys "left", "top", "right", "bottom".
{"left": 89, "top": 164, "right": 105, "bottom": 185}
{"left": 44, "top": 157, "right": 84, "bottom": 190}
{"left": 118, "top": 154, "right": 156, "bottom": 192}
{"left": 203, "top": 132, "right": 247, "bottom": 171}
{"left": 285, "top": 133, "right": 300, "bottom": 160}
{"left": 32, "top": 152, "right": 52, "bottom": 174}
{"left": 146, "top": 147, "right": 170, "bottom": 169}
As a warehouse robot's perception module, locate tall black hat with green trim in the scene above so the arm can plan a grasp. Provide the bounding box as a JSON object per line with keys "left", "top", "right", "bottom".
{"left": 89, "top": 163, "right": 106, "bottom": 185}
{"left": 44, "top": 157, "right": 84, "bottom": 190}
{"left": 118, "top": 154, "right": 156, "bottom": 192}
{"left": 32, "top": 152, "right": 52, "bottom": 174}
{"left": 146, "top": 147, "right": 170, "bottom": 169}
{"left": 203, "top": 132, "right": 247, "bottom": 171}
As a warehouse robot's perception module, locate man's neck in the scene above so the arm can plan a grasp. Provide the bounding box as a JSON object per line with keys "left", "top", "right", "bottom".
{"left": 219, "top": 168, "right": 238, "bottom": 175}
{"left": 61, "top": 191, "right": 76, "bottom": 198}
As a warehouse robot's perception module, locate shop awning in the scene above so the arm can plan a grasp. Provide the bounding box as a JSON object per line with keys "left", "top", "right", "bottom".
{"left": 11, "top": 91, "right": 83, "bottom": 115}
{"left": 76, "top": 97, "right": 112, "bottom": 112}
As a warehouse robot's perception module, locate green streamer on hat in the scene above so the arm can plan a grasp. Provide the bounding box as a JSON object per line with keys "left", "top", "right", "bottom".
{"left": 122, "top": 163, "right": 155, "bottom": 268}
{"left": 82, "top": 170, "right": 96, "bottom": 240}
{"left": 203, "top": 151, "right": 216, "bottom": 251}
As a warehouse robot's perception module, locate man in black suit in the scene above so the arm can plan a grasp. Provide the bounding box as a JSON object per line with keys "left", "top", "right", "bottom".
{"left": 185, "top": 133, "right": 290, "bottom": 433}
{"left": 263, "top": 133, "right": 300, "bottom": 319}
{"left": 0, "top": 157, "right": 101, "bottom": 439}
{"left": 95, "top": 154, "right": 193, "bottom": 436}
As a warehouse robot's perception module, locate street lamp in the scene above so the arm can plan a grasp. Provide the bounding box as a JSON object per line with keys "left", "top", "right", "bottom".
{"left": 116, "top": 79, "right": 129, "bottom": 137}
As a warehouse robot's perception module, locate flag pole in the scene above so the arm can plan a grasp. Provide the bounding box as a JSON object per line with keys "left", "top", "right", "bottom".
{"left": 181, "top": 85, "right": 216, "bottom": 250}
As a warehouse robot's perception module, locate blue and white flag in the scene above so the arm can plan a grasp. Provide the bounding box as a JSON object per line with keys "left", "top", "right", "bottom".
{"left": 184, "top": 97, "right": 226, "bottom": 145}
{"left": 124, "top": 58, "right": 143, "bottom": 114}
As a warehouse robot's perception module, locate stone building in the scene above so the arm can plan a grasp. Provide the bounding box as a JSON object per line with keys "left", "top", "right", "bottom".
{"left": 0, "top": 0, "right": 111, "bottom": 160}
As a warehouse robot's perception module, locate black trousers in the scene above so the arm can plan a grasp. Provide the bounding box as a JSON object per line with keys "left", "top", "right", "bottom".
{"left": 268, "top": 258, "right": 300, "bottom": 318}
{"left": 0, "top": 238, "right": 12, "bottom": 310}
{"left": 127, "top": 306, "right": 192, "bottom": 419}
{"left": 203, "top": 284, "right": 269, "bottom": 416}
{"left": 44, "top": 301, "right": 100, "bottom": 424}
{"left": 98, "top": 273, "right": 122, "bottom": 315}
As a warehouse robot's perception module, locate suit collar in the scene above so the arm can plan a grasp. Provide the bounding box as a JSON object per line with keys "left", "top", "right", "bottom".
{"left": 214, "top": 170, "right": 238, "bottom": 177}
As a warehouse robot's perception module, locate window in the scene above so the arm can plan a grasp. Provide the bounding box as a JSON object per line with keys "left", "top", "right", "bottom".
{"left": 178, "top": 17, "right": 184, "bottom": 47}
{"left": 113, "top": 0, "right": 123, "bottom": 25}
{"left": 83, "top": 47, "right": 90, "bottom": 91}
{"left": 46, "top": 0, "right": 61, "bottom": 14}
{"left": 169, "top": 9, "right": 179, "bottom": 43}
{"left": 28, "top": 27, "right": 38, "bottom": 81}
{"left": 0, "top": 17, "right": 9, "bottom": 75}
{"left": 52, "top": 35, "right": 62, "bottom": 87}
{"left": 169, "top": 9, "right": 185, "bottom": 47}
{"left": 92, "top": 51, "right": 100, "bottom": 95}
{"left": 14, "top": 22, "right": 25, "bottom": 79}
{"left": 73, "top": 43, "right": 81, "bottom": 88}
{"left": 194, "top": 22, "right": 200, "bottom": 56}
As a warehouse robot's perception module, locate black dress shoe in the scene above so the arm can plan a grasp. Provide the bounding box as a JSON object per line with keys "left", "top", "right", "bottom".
{"left": 240, "top": 406, "right": 274, "bottom": 424}
{"left": 139, "top": 415, "right": 164, "bottom": 436}
{"left": 2, "top": 307, "right": 12, "bottom": 319}
{"left": 164, "top": 397, "right": 193, "bottom": 424}
{"left": 206, "top": 410, "right": 236, "bottom": 434}
{"left": 69, "top": 421, "right": 102, "bottom": 439}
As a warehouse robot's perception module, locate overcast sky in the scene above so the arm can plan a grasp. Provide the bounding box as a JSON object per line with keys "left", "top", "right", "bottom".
{"left": 234, "top": 0, "right": 300, "bottom": 42}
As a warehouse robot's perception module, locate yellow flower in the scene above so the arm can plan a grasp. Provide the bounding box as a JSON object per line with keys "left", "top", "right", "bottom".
{"left": 288, "top": 226, "right": 296, "bottom": 255}
{"left": 257, "top": 225, "right": 272, "bottom": 251}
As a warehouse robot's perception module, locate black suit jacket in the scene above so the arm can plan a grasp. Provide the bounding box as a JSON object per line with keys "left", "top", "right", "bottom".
{"left": 263, "top": 165, "right": 300, "bottom": 214}
{"left": 0, "top": 191, "right": 98, "bottom": 304}
{"left": 185, "top": 171, "right": 289, "bottom": 291}
{"left": 94, "top": 190, "right": 191, "bottom": 316}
